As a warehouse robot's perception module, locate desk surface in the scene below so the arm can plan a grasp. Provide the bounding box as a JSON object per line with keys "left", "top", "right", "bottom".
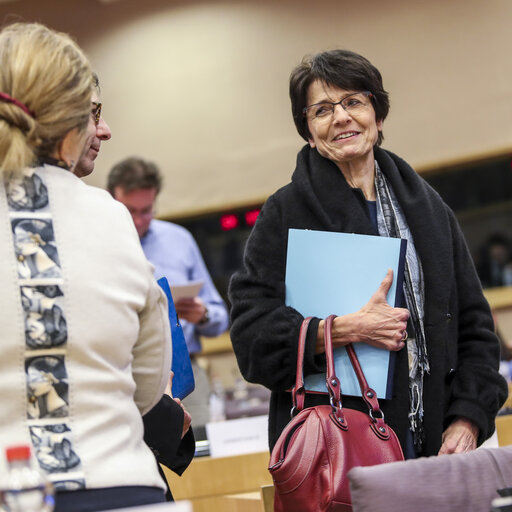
{"left": 162, "top": 451, "right": 272, "bottom": 502}
{"left": 484, "top": 285, "right": 512, "bottom": 310}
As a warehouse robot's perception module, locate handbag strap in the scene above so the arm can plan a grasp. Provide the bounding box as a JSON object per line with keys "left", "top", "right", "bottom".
{"left": 324, "top": 314, "right": 386, "bottom": 426}
{"left": 291, "top": 316, "right": 313, "bottom": 413}
{"left": 323, "top": 314, "right": 342, "bottom": 409}
{"left": 291, "top": 315, "right": 343, "bottom": 415}
{"left": 292, "top": 315, "right": 387, "bottom": 430}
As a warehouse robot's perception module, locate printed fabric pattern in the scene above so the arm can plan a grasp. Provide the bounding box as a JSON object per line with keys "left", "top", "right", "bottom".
{"left": 5, "top": 167, "right": 85, "bottom": 491}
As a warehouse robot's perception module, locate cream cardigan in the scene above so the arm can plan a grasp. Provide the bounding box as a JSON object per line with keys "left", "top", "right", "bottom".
{"left": 0, "top": 164, "right": 171, "bottom": 491}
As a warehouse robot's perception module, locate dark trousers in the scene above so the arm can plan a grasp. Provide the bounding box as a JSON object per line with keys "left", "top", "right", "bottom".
{"left": 54, "top": 486, "right": 165, "bottom": 512}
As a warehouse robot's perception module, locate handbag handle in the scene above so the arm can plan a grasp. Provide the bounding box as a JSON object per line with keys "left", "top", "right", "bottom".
{"left": 292, "top": 315, "right": 387, "bottom": 431}
{"left": 291, "top": 315, "right": 342, "bottom": 414}
{"left": 291, "top": 316, "right": 313, "bottom": 414}
{"left": 324, "top": 315, "right": 385, "bottom": 420}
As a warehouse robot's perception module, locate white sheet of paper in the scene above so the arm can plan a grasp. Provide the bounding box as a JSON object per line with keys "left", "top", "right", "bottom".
{"left": 170, "top": 280, "right": 204, "bottom": 301}
{"left": 206, "top": 415, "right": 269, "bottom": 458}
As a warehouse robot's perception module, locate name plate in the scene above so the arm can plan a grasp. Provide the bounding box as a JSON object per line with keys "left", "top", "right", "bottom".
{"left": 206, "top": 415, "right": 268, "bottom": 458}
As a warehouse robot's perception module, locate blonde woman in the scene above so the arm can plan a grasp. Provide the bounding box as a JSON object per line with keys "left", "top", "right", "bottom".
{"left": 0, "top": 23, "right": 172, "bottom": 511}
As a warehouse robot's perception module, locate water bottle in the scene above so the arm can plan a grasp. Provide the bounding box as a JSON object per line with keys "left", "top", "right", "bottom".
{"left": 209, "top": 376, "right": 226, "bottom": 422}
{"left": 0, "top": 445, "right": 55, "bottom": 512}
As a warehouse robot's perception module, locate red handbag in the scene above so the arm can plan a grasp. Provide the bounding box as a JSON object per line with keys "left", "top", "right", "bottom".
{"left": 269, "top": 315, "right": 404, "bottom": 512}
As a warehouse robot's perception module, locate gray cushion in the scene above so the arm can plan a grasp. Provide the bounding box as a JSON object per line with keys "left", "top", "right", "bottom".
{"left": 348, "top": 446, "right": 512, "bottom": 512}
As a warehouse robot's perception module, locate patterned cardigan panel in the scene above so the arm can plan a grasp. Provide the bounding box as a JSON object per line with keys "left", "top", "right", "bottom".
{"left": 6, "top": 167, "right": 85, "bottom": 491}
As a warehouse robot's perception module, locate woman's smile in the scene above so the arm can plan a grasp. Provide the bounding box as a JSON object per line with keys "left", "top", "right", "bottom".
{"left": 332, "top": 130, "right": 360, "bottom": 142}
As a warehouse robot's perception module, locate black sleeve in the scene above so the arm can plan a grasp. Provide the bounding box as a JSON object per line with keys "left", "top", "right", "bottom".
{"left": 228, "top": 195, "right": 323, "bottom": 393}
{"left": 445, "top": 209, "right": 508, "bottom": 443}
{"left": 143, "top": 394, "right": 195, "bottom": 474}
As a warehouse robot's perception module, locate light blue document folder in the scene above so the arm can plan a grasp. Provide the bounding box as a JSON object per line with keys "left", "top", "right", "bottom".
{"left": 285, "top": 229, "right": 407, "bottom": 399}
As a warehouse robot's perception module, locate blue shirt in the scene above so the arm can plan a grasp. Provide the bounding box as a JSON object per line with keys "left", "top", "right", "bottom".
{"left": 140, "top": 219, "right": 229, "bottom": 354}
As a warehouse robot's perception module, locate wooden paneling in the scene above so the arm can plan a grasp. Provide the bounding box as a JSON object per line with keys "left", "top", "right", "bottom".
{"left": 497, "top": 414, "right": 512, "bottom": 447}
{"left": 162, "top": 451, "right": 272, "bottom": 512}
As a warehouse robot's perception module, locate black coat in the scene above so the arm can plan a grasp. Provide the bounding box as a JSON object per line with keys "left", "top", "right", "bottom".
{"left": 229, "top": 145, "right": 507, "bottom": 456}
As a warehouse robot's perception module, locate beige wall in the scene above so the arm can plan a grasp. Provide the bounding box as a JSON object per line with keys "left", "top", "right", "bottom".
{"left": 1, "top": 0, "right": 511, "bottom": 217}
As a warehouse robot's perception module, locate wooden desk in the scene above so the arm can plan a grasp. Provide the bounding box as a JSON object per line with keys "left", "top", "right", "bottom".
{"left": 497, "top": 414, "right": 512, "bottom": 446}
{"left": 484, "top": 285, "right": 512, "bottom": 311}
{"left": 221, "top": 492, "right": 265, "bottom": 512}
{"left": 161, "top": 451, "right": 272, "bottom": 512}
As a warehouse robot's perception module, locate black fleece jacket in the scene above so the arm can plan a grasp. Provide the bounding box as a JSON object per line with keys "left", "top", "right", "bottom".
{"left": 143, "top": 395, "right": 195, "bottom": 501}
{"left": 228, "top": 144, "right": 507, "bottom": 456}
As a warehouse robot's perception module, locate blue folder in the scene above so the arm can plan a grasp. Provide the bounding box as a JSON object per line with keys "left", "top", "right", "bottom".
{"left": 285, "top": 229, "right": 407, "bottom": 399}
{"left": 157, "top": 277, "right": 195, "bottom": 400}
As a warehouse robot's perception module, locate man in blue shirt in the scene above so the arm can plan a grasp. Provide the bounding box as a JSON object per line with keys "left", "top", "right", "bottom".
{"left": 107, "top": 157, "right": 229, "bottom": 426}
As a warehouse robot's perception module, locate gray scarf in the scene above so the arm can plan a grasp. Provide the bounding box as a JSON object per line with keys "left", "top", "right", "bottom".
{"left": 374, "top": 161, "right": 430, "bottom": 451}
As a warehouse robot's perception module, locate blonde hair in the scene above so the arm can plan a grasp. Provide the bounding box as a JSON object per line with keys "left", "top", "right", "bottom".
{"left": 0, "top": 22, "right": 93, "bottom": 175}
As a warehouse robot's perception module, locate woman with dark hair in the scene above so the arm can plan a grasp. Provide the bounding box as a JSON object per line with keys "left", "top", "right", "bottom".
{"left": 229, "top": 49, "right": 507, "bottom": 459}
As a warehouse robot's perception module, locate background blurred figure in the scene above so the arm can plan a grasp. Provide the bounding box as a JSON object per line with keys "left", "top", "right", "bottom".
{"left": 107, "top": 157, "right": 229, "bottom": 428}
{"left": 0, "top": 22, "right": 171, "bottom": 511}
{"left": 477, "top": 233, "right": 512, "bottom": 288}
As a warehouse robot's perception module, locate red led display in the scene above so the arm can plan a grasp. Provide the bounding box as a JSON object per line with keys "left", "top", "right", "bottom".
{"left": 245, "top": 209, "right": 260, "bottom": 227}
{"left": 220, "top": 214, "right": 239, "bottom": 231}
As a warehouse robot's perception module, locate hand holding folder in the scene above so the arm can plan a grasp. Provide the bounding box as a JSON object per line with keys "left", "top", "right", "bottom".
{"left": 352, "top": 268, "right": 409, "bottom": 352}
{"left": 285, "top": 229, "right": 407, "bottom": 399}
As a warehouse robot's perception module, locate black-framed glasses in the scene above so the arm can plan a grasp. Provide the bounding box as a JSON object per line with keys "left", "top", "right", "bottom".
{"left": 303, "top": 91, "right": 373, "bottom": 120}
{"left": 91, "top": 101, "right": 102, "bottom": 124}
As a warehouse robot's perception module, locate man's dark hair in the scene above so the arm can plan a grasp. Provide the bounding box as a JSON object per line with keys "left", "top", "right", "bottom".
{"left": 289, "top": 49, "right": 390, "bottom": 145}
{"left": 107, "top": 157, "right": 162, "bottom": 195}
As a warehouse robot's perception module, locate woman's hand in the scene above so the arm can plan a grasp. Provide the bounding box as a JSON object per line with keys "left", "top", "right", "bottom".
{"left": 164, "top": 371, "right": 174, "bottom": 397}
{"left": 164, "top": 371, "right": 192, "bottom": 438}
{"left": 316, "top": 269, "right": 409, "bottom": 352}
{"left": 438, "top": 417, "right": 478, "bottom": 454}
{"left": 353, "top": 269, "right": 410, "bottom": 350}
{"left": 174, "top": 397, "right": 192, "bottom": 439}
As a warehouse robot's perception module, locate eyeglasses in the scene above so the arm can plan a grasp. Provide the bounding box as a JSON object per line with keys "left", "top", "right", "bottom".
{"left": 303, "top": 91, "right": 373, "bottom": 121}
{"left": 91, "top": 101, "right": 102, "bottom": 124}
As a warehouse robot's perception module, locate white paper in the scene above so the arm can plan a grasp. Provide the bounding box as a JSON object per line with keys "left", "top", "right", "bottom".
{"left": 170, "top": 280, "right": 204, "bottom": 301}
{"left": 206, "top": 415, "right": 269, "bottom": 458}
